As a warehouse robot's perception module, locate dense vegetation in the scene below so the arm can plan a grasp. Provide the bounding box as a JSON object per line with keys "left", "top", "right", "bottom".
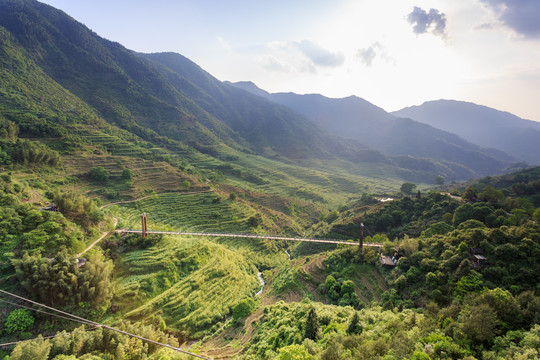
{"left": 0, "top": 1, "right": 539, "bottom": 359}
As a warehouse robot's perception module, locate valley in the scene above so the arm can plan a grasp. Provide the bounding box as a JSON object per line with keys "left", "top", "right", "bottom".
{"left": 0, "top": 1, "right": 539, "bottom": 359}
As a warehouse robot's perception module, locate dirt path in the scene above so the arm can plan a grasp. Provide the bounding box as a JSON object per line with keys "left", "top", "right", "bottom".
{"left": 77, "top": 217, "right": 118, "bottom": 258}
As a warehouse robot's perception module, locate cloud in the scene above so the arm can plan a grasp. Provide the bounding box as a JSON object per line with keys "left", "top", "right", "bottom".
{"left": 258, "top": 42, "right": 316, "bottom": 73}
{"left": 295, "top": 40, "right": 345, "bottom": 68}
{"left": 407, "top": 6, "right": 447, "bottom": 38}
{"left": 479, "top": 0, "right": 540, "bottom": 38}
{"left": 356, "top": 42, "right": 391, "bottom": 67}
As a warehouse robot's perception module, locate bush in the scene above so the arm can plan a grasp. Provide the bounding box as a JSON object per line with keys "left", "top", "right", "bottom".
{"left": 4, "top": 309, "right": 34, "bottom": 335}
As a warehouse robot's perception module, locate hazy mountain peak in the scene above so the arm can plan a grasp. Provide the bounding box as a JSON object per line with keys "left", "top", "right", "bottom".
{"left": 393, "top": 99, "right": 540, "bottom": 164}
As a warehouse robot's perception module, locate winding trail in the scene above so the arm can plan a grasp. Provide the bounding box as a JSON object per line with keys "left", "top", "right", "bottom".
{"left": 77, "top": 217, "right": 118, "bottom": 258}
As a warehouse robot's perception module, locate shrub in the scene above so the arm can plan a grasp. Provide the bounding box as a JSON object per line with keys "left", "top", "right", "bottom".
{"left": 4, "top": 309, "right": 34, "bottom": 335}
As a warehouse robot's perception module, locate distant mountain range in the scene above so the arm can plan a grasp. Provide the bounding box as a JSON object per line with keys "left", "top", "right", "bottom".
{"left": 0, "top": 0, "right": 530, "bottom": 184}
{"left": 230, "top": 81, "right": 523, "bottom": 175}
{"left": 393, "top": 100, "right": 540, "bottom": 165}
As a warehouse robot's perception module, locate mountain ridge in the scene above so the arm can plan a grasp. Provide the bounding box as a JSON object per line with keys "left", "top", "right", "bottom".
{"left": 393, "top": 99, "right": 540, "bottom": 164}
{"left": 229, "top": 81, "right": 522, "bottom": 178}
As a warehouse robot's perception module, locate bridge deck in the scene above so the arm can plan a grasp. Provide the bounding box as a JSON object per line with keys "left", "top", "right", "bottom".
{"left": 117, "top": 229, "right": 382, "bottom": 247}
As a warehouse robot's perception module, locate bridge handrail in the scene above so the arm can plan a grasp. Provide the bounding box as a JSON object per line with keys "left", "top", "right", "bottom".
{"left": 116, "top": 229, "right": 382, "bottom": 247}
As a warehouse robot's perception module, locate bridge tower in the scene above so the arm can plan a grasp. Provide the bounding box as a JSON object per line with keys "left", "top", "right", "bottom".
{"left": 359, "top": 223, "right": 364, "bottom": 251}
{"left": 141, "top": 213, "right": 148, "bottom": 238}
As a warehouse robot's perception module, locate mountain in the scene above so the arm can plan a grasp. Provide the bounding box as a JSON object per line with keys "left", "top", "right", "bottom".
{"left": 393, "top": 100, "right": 540, "bottom": 165}
{"left": 229, "top": 82, "right": 521, "bottom": 178}
{"left": 0, "top": 0, "right": 522, "bottom": 185}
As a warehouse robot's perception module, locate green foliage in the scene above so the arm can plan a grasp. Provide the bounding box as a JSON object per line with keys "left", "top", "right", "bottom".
{"left": 12, "top": 250, "right": 113, "bottom": 313}
{"left": 278, "top": 344, "right": 312, "bottom": 360}
{"left": 303, "top": 308, "right": 319, "bottom": 340}
{"left": 400, "top": 182, "right": 417, "bottom": 195}
{"left": 232, "top": 297, "right": 257, "bottom": 322}
{"left": 181, "top": 180, "right": 191, "bottom": 190}
{"left": 121, "top": 168, "right": 133, "bottom": 180}
{"left": 88, "top": 166, "right": 110, "bottom": 184}
{"left": 346, "top": 312, "right": 363, "bottom": 335}
{"left": 117, "top": 239, "right": 259, "bottom": 338}
{"left": 0, "top": 139, "right": 61, "bottom": 166}
{"left": 533, "top": 207, "right": 540, "bottom": 222}
{"left": 8, "top": 322, "right": 181, "bottom": 360}
{"left": 53, "top": 190, "right": 103, "bottom": 229}
{"left": 4, "top": 309, "right": 34, "bottom": 335}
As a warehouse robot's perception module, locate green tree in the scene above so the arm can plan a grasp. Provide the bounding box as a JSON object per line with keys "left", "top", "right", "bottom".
{"left": 458, "top": 303, "right": 498, "bottom": 344}
{"left": 9, "top": 337, "right": 51, "bottom": 360}
{"left": 121, "top": 168, "right": 133, "bottom": 180}
{"left": 181, "top": 180, "right": 191, "bottom": 191}
{"left": 304, "top": 308, "right": 319, "bottom": 340}
{"left": 435, "top": 176, "right": 445, "bottom": 185}
{"left": 229, "top": 192, "right": 237, "bottom": 201}
{"left": 532, "top": 208, "right": 540, "bottom": 223}
{"left": 346, "top": 312, "right": 363, "bottom": 335}
{"left": 478, "top": 186, "right": 504, "bottom": 205}
{"left": 463, "top": 185, "right": 478, "bottom": 202}
{"left": 401, "top": 182, "right": 417, "bottom": 195}
{"left": 88, "top": 166, "right": 110, "bottom": 184}
{"left": 232, "top": 297, "right": 256, "bottom": 322}
{"left": 278, "top": 344, "right": 312, "bottom": 360}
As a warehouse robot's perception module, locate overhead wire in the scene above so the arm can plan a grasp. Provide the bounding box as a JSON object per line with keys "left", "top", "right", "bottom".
{"left": 0, "top": 289, "right": 211, "bottom": 360}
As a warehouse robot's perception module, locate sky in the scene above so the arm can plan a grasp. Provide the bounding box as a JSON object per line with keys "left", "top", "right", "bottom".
{"left": 41, "top": 0, "right": 540, "bottom": 122}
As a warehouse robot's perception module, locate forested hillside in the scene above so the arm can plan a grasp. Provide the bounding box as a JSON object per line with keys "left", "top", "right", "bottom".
{"left": 0, "top": 0, "right": 539, "bottom": 359}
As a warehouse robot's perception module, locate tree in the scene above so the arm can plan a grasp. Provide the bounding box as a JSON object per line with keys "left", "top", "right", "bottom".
{"left": 278, "top": 344, "right": 312, "bottom": 360}
{"left": 533, "top": 208, "right": 540, "bottom": 223}
{"left": 435, "top": 176, "right": 445, "bottom": 185}
{"left": 229, "top": 192, "right": 237, "bottom": 201}
{"left": 88, "top": 166, "right": 110, "bottom": 184}
{"left": 458, "top": 303, "right": 498, "bottom": 344}
{"left": 346, "top": 312, "right": 363, "bottom": 335}
{"left": 121, "top": 168, "right": 133, "bottom": 180}
{"left": 181, "top": 180, "right": 191, "bottom": 191}
{"left": 232, "top": 297, "right": 256, "bottom": 322}
{"left": 304, "top": 308, "right": 319, "bottom": 340}
{"left": 400, "top": 183, "right": 417, "bottom": 195}
{"left": 463, "top": 186, "right": 478, "bottom": 202}
{"left": 478, "top": 186, "right": 504, "bottom": 205}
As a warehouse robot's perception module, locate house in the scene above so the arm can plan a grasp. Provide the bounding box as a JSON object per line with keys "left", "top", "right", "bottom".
{"left": 42, "top": 204, "right": 59, "bottom": 212}
{"left": 470, "top": 248, "right": 488, "bottom": 268}
{"left": 380, "top": 246, "right": 404, "bottom": 267}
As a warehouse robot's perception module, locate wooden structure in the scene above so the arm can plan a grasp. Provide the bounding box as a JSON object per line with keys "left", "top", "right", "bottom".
{"left": 359, "top": 223, "right": 364, "bottom": 251}
{"left": 42, "top": 204, "right": 59, "bottom": 212}
{"left": 380, "top": 246, "right": 404, "bottom": 267}
{"left": 141, "top": 213, "right": 148, "bottom": 238}
{"left": 470, "top": 248, "right": 487, "bottom": 268}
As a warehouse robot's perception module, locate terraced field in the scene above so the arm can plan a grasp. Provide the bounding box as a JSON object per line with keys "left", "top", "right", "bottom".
{"left": 107, "top": 192, "right": 291, "bottom": 268}
{"left": 114, "top": 237, "right": 260, "bottom": 339}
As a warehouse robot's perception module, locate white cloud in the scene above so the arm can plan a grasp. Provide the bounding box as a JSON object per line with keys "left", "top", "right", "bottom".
{"left": 356, "top": 42, "right": 393, "bottom": 67}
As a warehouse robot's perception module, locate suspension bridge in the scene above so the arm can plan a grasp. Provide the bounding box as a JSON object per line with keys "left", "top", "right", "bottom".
{"left": 115, "top": 214, "right": 382, "bottom": 249}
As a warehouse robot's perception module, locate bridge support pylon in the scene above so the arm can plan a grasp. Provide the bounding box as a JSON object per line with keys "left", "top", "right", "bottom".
{"left": 141, "top": 213, "right": 148, "bottom": 238}
{"left": 359, "top": 223, "right": 364, "bottom": 251}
